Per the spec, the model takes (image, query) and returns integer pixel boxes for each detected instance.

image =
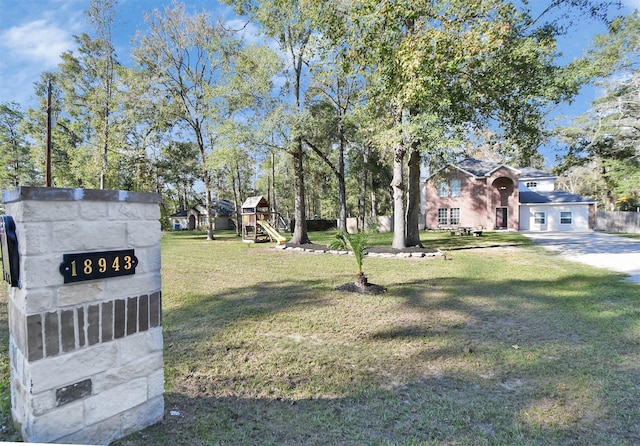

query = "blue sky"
[0,0,638,164]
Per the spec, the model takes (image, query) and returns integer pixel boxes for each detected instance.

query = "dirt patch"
[335,282,387,295]
[367,245,438,255]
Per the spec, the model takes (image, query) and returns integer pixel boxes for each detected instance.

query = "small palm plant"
[330,230,370,287]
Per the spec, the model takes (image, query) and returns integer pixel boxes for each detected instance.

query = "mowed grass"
[1,230,639,444]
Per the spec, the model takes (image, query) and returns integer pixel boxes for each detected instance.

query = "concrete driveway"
[522,231,640,283]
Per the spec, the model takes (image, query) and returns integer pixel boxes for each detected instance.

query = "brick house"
[425,158,596,232]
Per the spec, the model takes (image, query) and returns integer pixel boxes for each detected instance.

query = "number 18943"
[60,250,137,283]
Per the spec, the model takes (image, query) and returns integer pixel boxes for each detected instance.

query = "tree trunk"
[100,111,109,190]
[197,129,214,241]
[290,137,310,244]
[370,147,378,219]
[338,173,347,232]
[232,162,241,237]
[271,151,277,220]
[405,147,423,247]
[599,160,616,211]
[391,145,407,249]
[355,272,368,287]
[371,189,378,219]
[235,158,244,201]
[289,31,310,245]
[205,187,214,240]
[337,121,347,232]
[358,149,367,233]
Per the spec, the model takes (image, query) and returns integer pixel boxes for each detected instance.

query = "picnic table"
[457,227,472,236]
[437,226,482,236]
[438,226,472,236]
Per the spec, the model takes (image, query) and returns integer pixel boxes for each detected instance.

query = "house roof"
[430,157,557,182]
[204,201,235,217]
[517,166,556,180]
[455,158,515,178]
[520,191,596,205]
[242,195,268,208]
[169,210,188,218]
[173,200,236,218]
[217,200,236,214]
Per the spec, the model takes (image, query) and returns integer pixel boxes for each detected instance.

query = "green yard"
[1,230,639,444]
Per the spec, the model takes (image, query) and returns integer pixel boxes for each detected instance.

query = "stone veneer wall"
[3,187,164,444]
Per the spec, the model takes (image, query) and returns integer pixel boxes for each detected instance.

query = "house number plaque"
[60,249,138,283]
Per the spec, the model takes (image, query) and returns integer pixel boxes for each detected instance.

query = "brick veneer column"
[3,187,164,444]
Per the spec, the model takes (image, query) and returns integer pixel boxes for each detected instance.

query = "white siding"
[518,178,555,192]
[519,204,591,231]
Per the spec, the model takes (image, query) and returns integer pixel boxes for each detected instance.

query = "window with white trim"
[438,208,448,225]
[560,211,572,224]
[450,208,460,225]
[534,211,546,225]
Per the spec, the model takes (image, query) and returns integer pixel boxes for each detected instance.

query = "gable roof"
[241,195,268,209]
[455,158,517,178]
[520,190,596,205]
[174,200,236,218]
[429,157,558,182]
[169,210,188,218]
[517,166,556,180]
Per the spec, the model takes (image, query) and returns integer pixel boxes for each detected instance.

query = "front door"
[496,207,508,229]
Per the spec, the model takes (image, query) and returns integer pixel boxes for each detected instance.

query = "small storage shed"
[241,196,270,243]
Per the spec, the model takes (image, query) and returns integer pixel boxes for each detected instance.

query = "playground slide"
[257,220,287,244]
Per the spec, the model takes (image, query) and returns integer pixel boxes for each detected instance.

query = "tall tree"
[223,0,316,244]
[133,2,279,239]
[24,72,99,188]
[57,0,122,189]
[348,99,394,231]
[557,72,640,209]
[157,141,202,210]
[0,102,37,189]
[118,66,174,194]
[303,46,364,232]
[134,3,222,239]
[556,12,640,210]
[211,42,284,232]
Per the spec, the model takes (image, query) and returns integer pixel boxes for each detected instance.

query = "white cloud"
[223,18,265,46]
[1,19,75,67]
[622,0,640,10]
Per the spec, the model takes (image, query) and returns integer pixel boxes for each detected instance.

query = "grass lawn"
[618,233,640,241]
[1,230,639,444]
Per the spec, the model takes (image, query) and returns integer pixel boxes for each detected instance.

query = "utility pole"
[45,79,52,187]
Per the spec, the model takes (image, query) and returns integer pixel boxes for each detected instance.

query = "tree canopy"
[1,0,636,236]
[303,0,619,246]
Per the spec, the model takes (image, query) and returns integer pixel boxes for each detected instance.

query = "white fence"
[346,216,393,233]
[595,211,640,234]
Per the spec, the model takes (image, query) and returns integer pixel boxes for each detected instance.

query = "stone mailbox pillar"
[2,187,164,444]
